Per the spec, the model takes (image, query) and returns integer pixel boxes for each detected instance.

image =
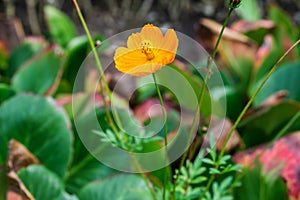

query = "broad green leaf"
[7,37,47,77]
[211,86,244,120]
[269,5,300,57]
[65,122,116,194]
[64,36,89,87]
[12,49,63,95]
[65,107,116,194]
[239,101,300,147]
[78,174,153,200]
[156,64,212,117]
[0,84,15,104]
[234,166,287,200]
[44,5,77,48]
[236,0,262,21]
[63,35,106,87]
[252,62,300,106]
[18,165,78,200]
[0,94,72,176]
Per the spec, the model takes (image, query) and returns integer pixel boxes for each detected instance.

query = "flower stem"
[152,73,168,200]
[72,0,122,140]
[72,1,155,196]
[199,38,300,200]
[172,7,234,200]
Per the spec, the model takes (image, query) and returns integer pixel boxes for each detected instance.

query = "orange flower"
[114,24,178,76]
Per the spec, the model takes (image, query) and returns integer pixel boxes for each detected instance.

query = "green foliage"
[78,174,153,200]
[65,120,117,194]
[252,62,300,106]
[18,165,79,200]
[44,5,78,48]
[234,166,288,200]
[173,139,242,200]
[0,83,15,104]
[6,38,47,77]
[239,101,300,147]
[0,2,299,199]
[12,49,63,95]
[0,94,72,176]
[236,0,261,21]
[156,64,213,117]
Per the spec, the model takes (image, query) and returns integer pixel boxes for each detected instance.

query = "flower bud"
[228,0,241,8]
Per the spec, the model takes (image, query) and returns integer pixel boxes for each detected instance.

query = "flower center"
[141,40,155,60]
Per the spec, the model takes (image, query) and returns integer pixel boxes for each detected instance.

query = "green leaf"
[191,176,207,184]
[252,62,300,106]
[63,36,89,87]
[209,168,221,175]
[269,5,300,56]
[78,174,153,200]
[202,158,214,165]
[211,85,244,120]
[12,49,63,95]
[63,35,106,87]
[144,110,180,139]
[0,94,72,176]
[7,38,47,77]
[65,122,116,194]
[236,0,262,21]
[239,101,300,147]
[0,84,15,104]
[156,64,212,117]
[234,166,288,200]
[18,165,77,200]
[44,5,77,48]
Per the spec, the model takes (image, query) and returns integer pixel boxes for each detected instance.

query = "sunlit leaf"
[18,165,78,200]
[236,0,262,21]
[44,5,77,48]
[6,37,47,77]
[11,49,63,95]
[252,62,300,106]
[78,174,153,200]
[0,94,72,176]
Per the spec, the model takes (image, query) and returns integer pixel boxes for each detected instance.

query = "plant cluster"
[0,0,300,200]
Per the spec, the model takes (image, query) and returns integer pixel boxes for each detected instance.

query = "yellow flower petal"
[127,33,142,49]
[162,29,178,53]
[140,24,164,48]
[114,47,146,71]
[113,24,178,76]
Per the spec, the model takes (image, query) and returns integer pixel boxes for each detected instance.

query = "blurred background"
[1,0,300,48]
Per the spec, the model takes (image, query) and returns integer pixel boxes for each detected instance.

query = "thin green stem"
[72,0,123,140]
[72,2,154,197]
[199,38,300,200]
[172,8,234,200]
[152,74,168,146]
[152,73,168,200]
[218,38,300,161]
